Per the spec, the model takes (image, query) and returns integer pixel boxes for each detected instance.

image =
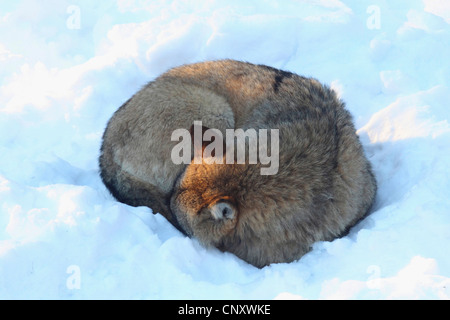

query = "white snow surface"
[1,0,449,299]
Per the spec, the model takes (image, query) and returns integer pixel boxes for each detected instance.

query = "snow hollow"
[0,0,449,299]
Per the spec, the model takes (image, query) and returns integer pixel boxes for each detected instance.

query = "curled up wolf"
[99,60,376,268]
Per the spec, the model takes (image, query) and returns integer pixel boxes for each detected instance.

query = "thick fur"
[168,60,377,267]
[99,60,377,267]
[100,60,307,222]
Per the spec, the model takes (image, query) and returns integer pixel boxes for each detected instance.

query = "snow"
[0,0,449,299]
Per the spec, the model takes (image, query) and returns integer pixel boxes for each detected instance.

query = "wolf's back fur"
[100,60,306,222]
[99,60,376,266]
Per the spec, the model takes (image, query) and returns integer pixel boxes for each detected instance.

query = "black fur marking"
[273,69,293,93]
[273,74,284,93]
[272,70,293,93]
[258,64,294,93]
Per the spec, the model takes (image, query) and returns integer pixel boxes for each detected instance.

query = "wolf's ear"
[189,123,210,157]
[189,123,226,161]
[189,123,209,147]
